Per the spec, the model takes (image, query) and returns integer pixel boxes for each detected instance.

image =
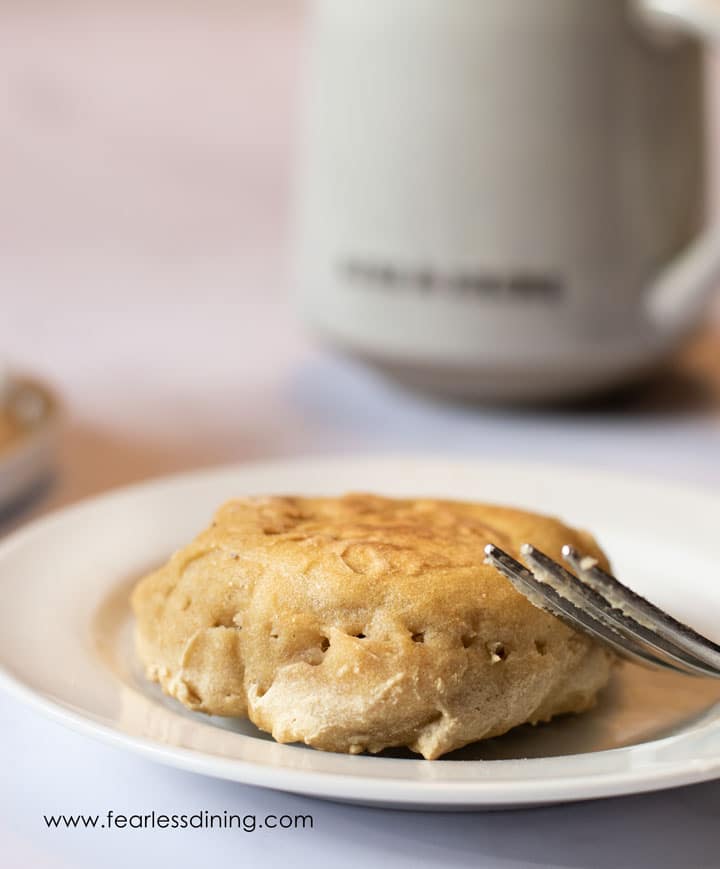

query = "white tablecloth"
[1,4,720,867]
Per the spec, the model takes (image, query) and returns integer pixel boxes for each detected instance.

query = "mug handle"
[634,0,720,336]
[636,0,720,38]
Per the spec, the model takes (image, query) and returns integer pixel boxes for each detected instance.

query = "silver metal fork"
[484,543,720,679]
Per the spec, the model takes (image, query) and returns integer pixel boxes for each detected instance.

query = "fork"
[484,543,720,679]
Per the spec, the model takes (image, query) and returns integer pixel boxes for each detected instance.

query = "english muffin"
[131,494,616,759]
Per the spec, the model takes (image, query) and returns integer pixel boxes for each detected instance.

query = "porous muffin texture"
[131,494,616,759]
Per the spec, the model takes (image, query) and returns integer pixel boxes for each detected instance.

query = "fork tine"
[483,544,681,672]
[562,545,720,673]
[522,545,720,679]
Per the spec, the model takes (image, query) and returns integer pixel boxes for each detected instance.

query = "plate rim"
[2,665,719,809]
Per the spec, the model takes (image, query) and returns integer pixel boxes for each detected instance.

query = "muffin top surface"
[144,492,608,645]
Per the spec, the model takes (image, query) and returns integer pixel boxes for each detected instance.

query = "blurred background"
[0,0,719,523]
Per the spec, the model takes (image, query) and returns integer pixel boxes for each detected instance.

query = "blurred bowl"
[0,376,60,514]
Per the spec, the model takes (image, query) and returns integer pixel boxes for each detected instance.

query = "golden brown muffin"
[131,494,616,759]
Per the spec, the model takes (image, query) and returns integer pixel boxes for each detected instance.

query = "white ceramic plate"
[1,457,719,811]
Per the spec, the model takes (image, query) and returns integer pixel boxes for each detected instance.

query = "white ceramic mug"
[296,0,720,401]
